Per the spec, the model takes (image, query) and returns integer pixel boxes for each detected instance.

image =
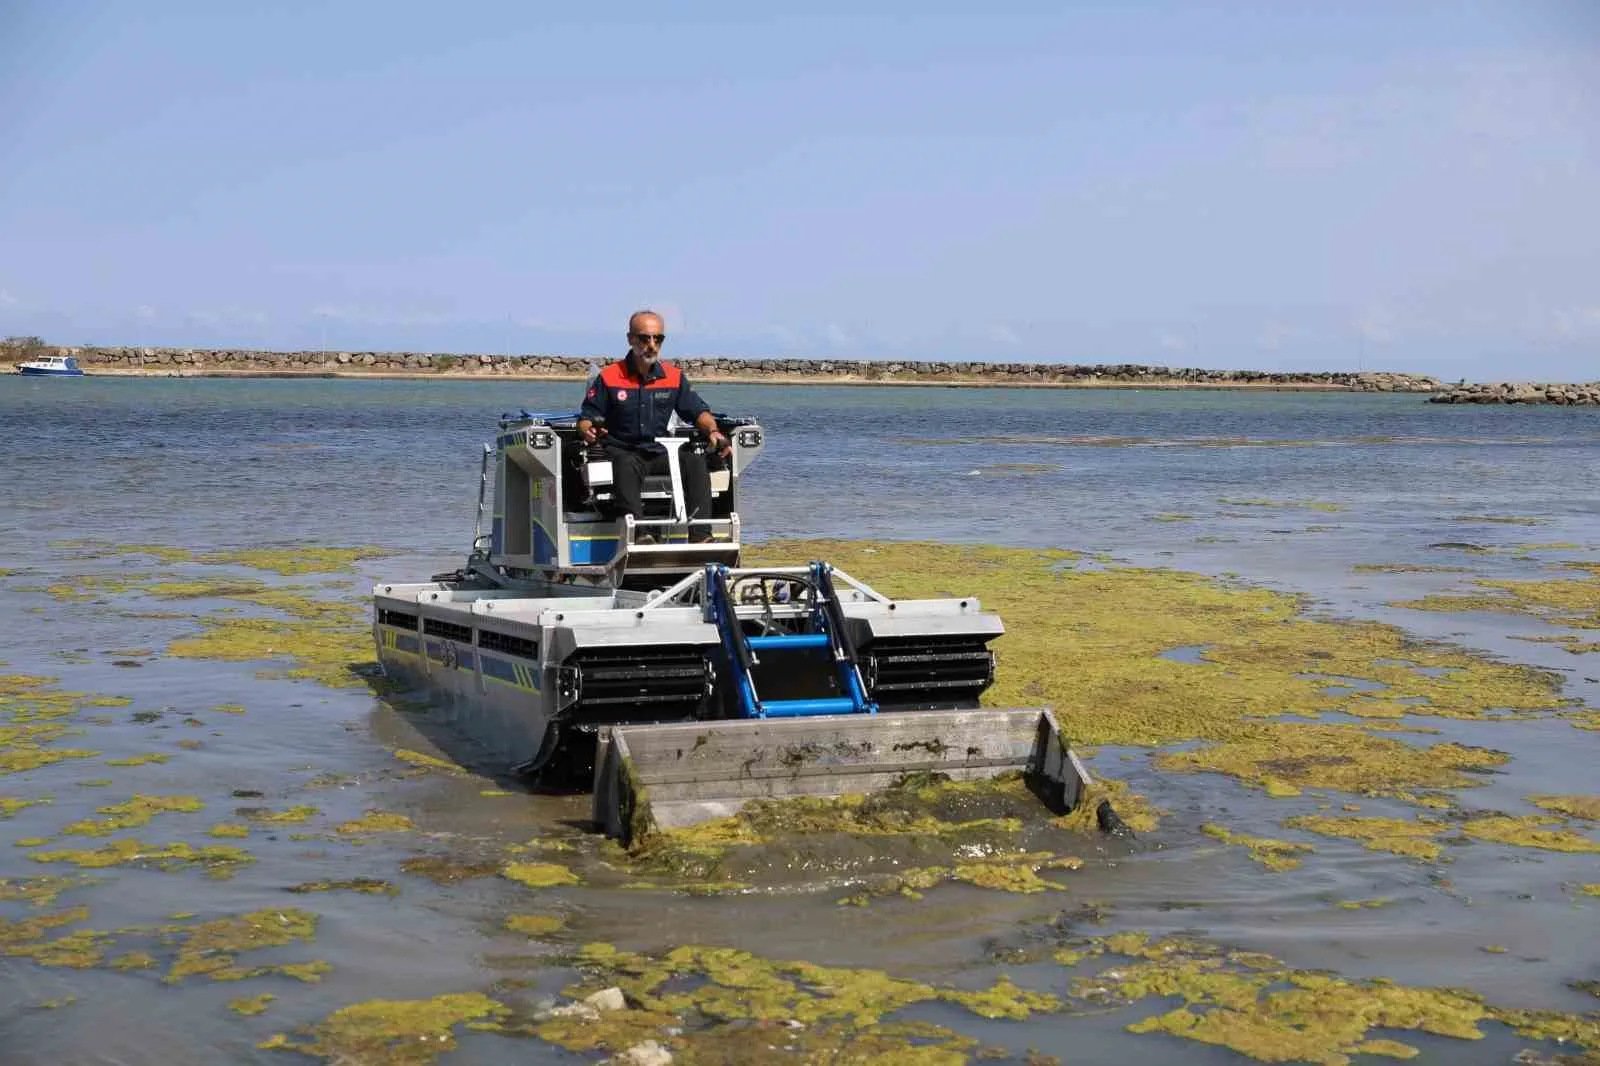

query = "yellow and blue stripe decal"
[481,654,540,690]
[568,533,618,564]
[381,630,422,656]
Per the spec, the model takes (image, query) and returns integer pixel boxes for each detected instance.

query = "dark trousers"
[604,442,715,536]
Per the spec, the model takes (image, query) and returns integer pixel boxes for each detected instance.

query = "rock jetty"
[1427,381,1600,405]
[4,344,1444,392]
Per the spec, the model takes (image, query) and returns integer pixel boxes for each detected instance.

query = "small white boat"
[15,354,85,377]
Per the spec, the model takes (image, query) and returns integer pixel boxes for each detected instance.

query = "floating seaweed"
[61,794,204,836]
[0,795,50,818]
[239,805,319,825]
[398,856,502,884]
[28,838,254,875]
[163,909,320,983]
[1528,795,1600,821]
[1457,815,1600,853]
[104,753,170,767]
[1284,815,1448,861]
[505,941,1062,1060]
[287,878,398,896]
[839,852,1083,905]
[230,993,276,1016]
[71,542,390,575]
[1156,725,1508,802]
[390,748,463,774]
[259,992,507,1063]
[1218,498,1346,512]
[502,862,580,889]
[0,673,109,774]
[1389,566,1600,632]
[614,769,1103,889]
[503,914,564,936]
[1201,824,1315,871]
[335,811,415,834]
[1057,932,1600,1065]
[748,541,1566,758]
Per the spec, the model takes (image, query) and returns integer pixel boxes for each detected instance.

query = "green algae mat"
[4,538,1600,1065]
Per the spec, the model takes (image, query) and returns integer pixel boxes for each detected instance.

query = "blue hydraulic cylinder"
[757,697,859,718]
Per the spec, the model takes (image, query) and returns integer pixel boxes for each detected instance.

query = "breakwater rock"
[1428,381,1600,406]
[5,345,1446,392]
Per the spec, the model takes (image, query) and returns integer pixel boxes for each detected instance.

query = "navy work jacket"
[580,357,710,457]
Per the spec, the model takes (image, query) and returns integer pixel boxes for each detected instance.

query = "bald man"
[577,310,732,543]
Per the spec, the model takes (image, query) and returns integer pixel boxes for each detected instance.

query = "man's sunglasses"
[630,332,666,344]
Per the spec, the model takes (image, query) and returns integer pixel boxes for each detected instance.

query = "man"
[576,310,732,543]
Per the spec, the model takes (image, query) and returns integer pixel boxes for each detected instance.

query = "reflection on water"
[2,376,1598,1064]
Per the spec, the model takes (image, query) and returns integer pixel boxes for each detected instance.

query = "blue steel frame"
[703,562,878,720]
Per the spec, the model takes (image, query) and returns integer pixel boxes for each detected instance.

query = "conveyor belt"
[557,646,713,724]
[862,636,996,710]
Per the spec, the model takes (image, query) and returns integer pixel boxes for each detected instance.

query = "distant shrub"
[1,335,48,362]
[434,355,459,371]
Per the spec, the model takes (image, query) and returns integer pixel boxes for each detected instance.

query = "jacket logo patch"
[615,389,628,401]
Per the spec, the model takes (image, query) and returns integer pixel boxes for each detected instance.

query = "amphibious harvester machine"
[371,407,1100,843]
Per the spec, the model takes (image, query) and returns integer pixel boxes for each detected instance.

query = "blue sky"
[2,2,1596,377]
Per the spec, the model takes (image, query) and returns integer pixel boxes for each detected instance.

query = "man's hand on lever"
[695,412,732,458]
[577,418,605,446]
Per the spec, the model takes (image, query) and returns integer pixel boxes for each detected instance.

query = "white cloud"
[135,304,156,320]
[1155,330,1187,353]
[0,289,18,308]
[990,323,1021,345]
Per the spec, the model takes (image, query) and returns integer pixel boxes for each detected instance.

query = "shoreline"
[3,344,1443,393]
[7,343,1594,401]
[58,365,1382,391]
